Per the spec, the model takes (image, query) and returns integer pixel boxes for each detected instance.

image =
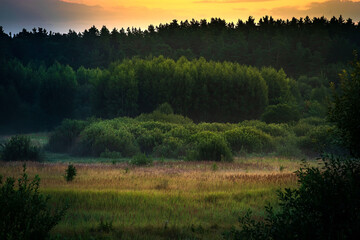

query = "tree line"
[0,56,330,133]
[0,16,359,80]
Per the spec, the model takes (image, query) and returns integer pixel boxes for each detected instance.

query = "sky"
[1,0,360,34]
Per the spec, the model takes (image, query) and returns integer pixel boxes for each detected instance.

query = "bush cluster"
[0,165,67,240]
[48,110,338,161]
[0,135,42,162]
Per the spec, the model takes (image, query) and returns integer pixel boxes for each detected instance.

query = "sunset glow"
[1,0,360,33]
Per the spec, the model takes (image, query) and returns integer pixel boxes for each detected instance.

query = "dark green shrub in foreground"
[65,164,77,182]
[329,56,360,157]
[228,155,360,240]
[0,135,42,161]
[191,131,232,162]
[261,103,300,124]
[0,165,67,240]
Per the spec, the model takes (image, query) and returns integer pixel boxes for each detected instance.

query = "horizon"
[1,15,359,36]
[1,0,360,34]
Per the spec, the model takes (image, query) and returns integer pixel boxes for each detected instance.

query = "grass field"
[0,155,320,240]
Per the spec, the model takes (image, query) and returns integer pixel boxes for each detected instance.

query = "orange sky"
[1,0,360,33]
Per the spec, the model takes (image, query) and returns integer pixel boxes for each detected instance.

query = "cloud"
[0,0,172,33]
[269,0,360,21]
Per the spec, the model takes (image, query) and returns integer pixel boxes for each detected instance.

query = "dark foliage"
[47,119,89,153]
[0,16,353,131]
[64,164,77,182]
[227,155,360,240]
[0,165,67,240]
[261,104,301,123]
[1,16,358,79]
[0,135,42,161]
[191,131,233,162]
[329,55,360,157]
[130,153,153,166]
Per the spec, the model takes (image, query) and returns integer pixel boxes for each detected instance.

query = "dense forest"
[0,16,358,132]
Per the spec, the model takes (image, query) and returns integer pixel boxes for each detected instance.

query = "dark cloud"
[270,0,360,21]
[0,0,108,32]
[0,0,172,33]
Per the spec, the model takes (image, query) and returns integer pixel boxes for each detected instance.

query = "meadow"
[0,151,313,239]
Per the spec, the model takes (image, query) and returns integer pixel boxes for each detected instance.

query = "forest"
[1,15,360,240]
[2,15,357,132]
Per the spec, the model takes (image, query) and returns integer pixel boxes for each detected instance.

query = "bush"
[77,121,139,157]
[0,165,67,240]
[130,153,153,166]
[275,134,304,159]
[100,149,122,159]
[190,131,232,162]
[136,111,193,124]
[298,125,336,155]
[240,120,290,137]
[261,104,300,123]
[0,135,42,162]
[65,164,77,182]
[328,57,360,157]
[224,127,274,153]
[228,155,360,240]
[136,128,164,154]
[48,119,89,153]
[292,121,314,137]
[153,137,188,158]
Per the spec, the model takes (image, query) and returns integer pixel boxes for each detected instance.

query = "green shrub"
[240,120,290,137]
[304,100,327,118]
[299,117,327,126]
[136,128,164,154]
[261,104,300,123]
[190,131,232,162]
[224,127,274,153]
[298,125,336,154]
[65,164,77,182]
[228,156,360,240]
[130,153,153,166]
[153,137,188,158]
[0,165,67,240]
[77,121,139,157]
[196,122,234,132]
[165,126,192,141]
[292,122,314,137]
[0,135,42,162]
[136,111,193,124]
[48,119,89,153]
[274,134,304,159]
[138,121,175,133]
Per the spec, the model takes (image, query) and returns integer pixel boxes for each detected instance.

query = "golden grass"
[0,158,312,239]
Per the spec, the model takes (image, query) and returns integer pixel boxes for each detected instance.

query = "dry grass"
[0,158,313,239]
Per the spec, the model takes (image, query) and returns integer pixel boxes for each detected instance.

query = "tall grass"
[0,158,303,239]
